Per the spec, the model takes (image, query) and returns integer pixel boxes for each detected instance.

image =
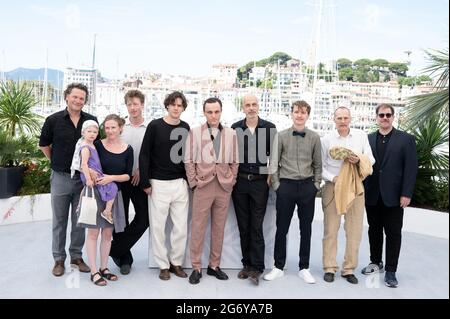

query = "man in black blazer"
[362,103,418,288]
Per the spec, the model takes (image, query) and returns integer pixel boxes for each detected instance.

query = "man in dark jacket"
[362,103,418,288]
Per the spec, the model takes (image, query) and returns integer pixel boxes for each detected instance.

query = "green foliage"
[433,177,449,211]
[404,48,449,125]
[418,75,433,83]
[18,158,51,195]
[337,58,352,68]
[354,58,372,69]
[339,67,354,81]
[412,175,449,212]
[368,70,380,82]
[0,131,40,167]
[336,58,408,83]
[407,116,449,210]
[0,81,43,137]
[257,79,273,89]
[372,59,389,69]
[237,52,292,81]
[0,129,51,195]
[355,69,369,82]
[413,115,448,175]
[397,75,432,87]
[388,62,408,77]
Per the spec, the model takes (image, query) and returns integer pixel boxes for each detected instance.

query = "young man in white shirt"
[110,90,149,275]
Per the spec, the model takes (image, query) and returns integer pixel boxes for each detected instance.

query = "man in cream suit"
[184,97,239,285]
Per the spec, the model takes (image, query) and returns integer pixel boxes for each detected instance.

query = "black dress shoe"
[323,272,335,282]
[120,264,131,275]
[341,274,359,284]
[189,269,202,284]
[207,266,229,280]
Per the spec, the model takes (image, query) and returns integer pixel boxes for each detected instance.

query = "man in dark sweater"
[362,103,418,288]
[139,91,190,280]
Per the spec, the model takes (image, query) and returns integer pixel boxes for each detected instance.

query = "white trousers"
[148,178,189,269]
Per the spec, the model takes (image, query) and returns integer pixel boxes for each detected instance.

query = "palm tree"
[404,48,449,126]
[0,81,43,137]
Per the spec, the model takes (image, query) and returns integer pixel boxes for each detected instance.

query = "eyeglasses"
[378,113,393,118]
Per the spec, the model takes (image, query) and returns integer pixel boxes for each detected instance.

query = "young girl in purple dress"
[78,120,117,224]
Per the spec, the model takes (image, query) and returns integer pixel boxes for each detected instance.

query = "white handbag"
[77,186,98,225]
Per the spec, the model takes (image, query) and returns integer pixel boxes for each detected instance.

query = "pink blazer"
[184,123,239,193]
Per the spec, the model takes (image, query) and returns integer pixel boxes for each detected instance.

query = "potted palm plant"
[0,81,43,198]
[0,132,40,198]
[404,48,449,211]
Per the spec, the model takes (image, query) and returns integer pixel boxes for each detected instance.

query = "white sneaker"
[263,268,284,281]
[298,269,316,284]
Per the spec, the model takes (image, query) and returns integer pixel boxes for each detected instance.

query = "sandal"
[101,211,114,224]
[100,268,118,281]
[91,272,107,286]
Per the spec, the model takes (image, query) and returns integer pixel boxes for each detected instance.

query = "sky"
[0,0,448,79]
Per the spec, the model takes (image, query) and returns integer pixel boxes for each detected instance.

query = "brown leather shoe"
[238,266,250,279]
[52,261,65,277]
[70,258,90,273]
[169,264,188,278]
[159,269,170,280]
[248,271,262,285]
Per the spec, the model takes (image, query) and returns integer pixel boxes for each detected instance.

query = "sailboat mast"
[310,0,324,121]
[42,49,48,114]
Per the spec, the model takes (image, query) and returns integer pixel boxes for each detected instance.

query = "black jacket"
[364,128,418,207]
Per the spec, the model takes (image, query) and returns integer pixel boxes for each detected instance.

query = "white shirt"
[121,119,148,173]
[321,128,375,182]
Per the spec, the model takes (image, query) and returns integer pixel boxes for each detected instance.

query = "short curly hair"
[164,91,187,110]
[64,83,89,103]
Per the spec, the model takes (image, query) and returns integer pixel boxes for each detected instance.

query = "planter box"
[0,166,26,199]
[0,193,52,225]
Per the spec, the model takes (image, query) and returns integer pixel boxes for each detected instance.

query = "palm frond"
[404,89,449,123]
[404,48,449,126]
[410,115,449,175]
[422,48,449,90]
[0,81,43,137]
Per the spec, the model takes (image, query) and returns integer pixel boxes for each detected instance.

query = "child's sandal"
[101,211,114,224]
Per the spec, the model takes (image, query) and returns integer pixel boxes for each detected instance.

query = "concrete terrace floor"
[0,213,448,299]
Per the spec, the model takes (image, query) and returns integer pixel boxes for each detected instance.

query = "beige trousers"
[322,182,365,275]
[148,178,189,269]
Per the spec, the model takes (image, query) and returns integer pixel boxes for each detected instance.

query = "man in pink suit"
[184,97,239,284]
